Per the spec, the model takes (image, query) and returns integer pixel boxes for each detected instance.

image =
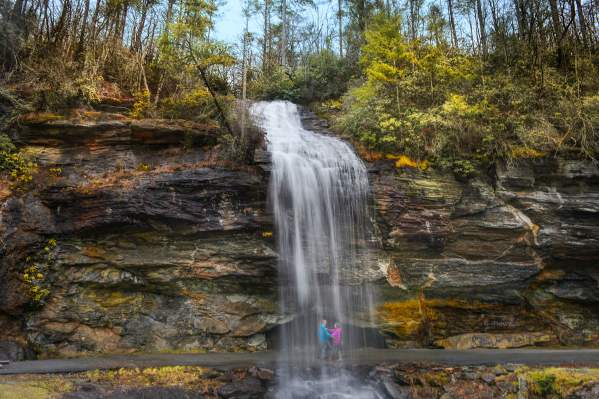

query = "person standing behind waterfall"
[328,323,342,361]
[318,319,332,359]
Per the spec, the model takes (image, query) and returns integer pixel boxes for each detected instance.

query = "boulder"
[435,332,555,349]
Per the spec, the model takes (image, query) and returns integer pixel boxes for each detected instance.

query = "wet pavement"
[2,348,599,375]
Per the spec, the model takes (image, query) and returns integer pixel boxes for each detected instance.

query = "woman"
[327,323,342,361]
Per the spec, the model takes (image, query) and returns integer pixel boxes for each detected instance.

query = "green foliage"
[249,51,354,104]
[22,239,58,305]
[335,13,599,166]
[520,367,599,398]
[249,66,299,101]
[293,50,354,103]
[0,133,16,153]
[451,160,477,180]
[535,374,557,396]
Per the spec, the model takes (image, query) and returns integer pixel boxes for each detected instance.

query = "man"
[318,319,332,359]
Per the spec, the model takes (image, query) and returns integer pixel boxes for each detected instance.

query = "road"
[2,348,599,375]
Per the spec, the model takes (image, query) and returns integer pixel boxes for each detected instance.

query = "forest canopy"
[0,0,598,166]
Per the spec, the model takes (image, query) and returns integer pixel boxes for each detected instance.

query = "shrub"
[0,134,38,189]
[159,87,216,121]
[248,66,299,102]
[130,90,151,119]
[22,239,58,305]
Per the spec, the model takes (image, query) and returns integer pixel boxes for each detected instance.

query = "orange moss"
[353,142,384,161]
[19,112,65,124]
[181,289,207,304]
[378,299,423,336]
[378,298,495,337]
[82,246,106,259]
[510,146,545,159]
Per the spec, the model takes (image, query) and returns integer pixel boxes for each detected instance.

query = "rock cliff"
[372,156,599,348]
[1,113,281,359]
[1,110,598,359]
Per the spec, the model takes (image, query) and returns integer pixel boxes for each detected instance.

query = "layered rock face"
[372,158,599,348]
[1,110,598,359]
[1,114,281,358]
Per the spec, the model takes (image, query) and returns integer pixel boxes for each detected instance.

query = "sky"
[213,0,335,45]
[213,0,248,44]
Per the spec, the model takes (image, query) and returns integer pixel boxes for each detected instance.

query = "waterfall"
[251,101,381,398]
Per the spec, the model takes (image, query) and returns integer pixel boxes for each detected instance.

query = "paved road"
[2,349,599,375]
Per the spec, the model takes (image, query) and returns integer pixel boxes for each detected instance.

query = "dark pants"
[330,345,341,360]
[319,341,330,359]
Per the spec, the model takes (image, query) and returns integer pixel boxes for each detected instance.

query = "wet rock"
[3,111,599,355]
[382,378,411,399]
[481,373,496,384]
[374,156,599,347]
[252,367,275,381]
[0,116,282,356]
[217,377,265,398]
[567,381,599,399]
[0,340,34,361]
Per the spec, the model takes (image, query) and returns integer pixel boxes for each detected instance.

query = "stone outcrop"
[1,109,599,359]
[371,158,599,348]
[434,332,554,349]
[0,113,281,358]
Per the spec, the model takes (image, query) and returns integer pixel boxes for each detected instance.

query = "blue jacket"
[318,323,332,343]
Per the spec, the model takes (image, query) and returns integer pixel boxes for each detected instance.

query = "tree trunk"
[447,0,458,47]
[548,0,565,66]
[262,0,269,72]
[338,0,343,56]
[574,0,589,48]
[409,0,417,40]
[281,0,287,66]
[198,67,234,137]
[475,0,488,56]
[75,0,91,59]
[513,0,526,37]
[133,0,149,51]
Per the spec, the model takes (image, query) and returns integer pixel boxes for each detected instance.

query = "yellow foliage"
[510,146,545,159]
[159,87,213,120]
[379,117,402,131]
[136,163,151,172]
[261,231,273,238]
[48,167,63,177]
[321,99,343,111]
[130,90,150,119]
[442,94,469,114]
[1,151,38,189]
[21,239,57,304]
[394,155,429,170]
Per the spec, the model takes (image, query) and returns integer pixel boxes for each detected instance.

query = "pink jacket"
[328,327,342,346]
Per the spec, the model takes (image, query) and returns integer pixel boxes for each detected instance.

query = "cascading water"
[251,101,382,398]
